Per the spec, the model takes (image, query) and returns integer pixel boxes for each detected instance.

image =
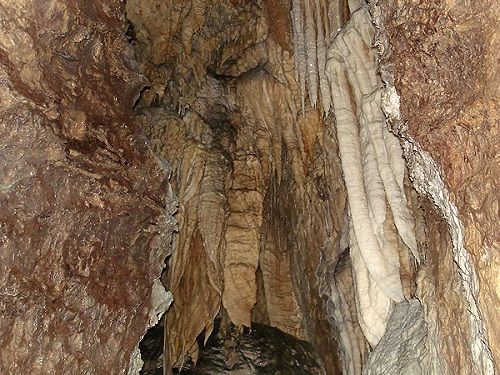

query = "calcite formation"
[1,0,498,374]
[363,299,436,375]
[325,6,419,347]
[128,0,346,372]
[378,0,499,372]
[127,0,499,373]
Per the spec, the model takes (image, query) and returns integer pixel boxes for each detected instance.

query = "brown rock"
[0,1,175,374]
[3,0,497,373]
[381,0,499,369]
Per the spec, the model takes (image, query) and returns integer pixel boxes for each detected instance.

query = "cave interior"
[0,0,498,374]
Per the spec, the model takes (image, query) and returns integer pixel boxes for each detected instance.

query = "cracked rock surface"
[380,0,499,371]
[1,0,498,374]
[0,1,175,374]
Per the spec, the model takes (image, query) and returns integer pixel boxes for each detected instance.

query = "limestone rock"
[0,1,176,374]
[2,0,498,374]
[379,0,499,371]
[363,299,439,375]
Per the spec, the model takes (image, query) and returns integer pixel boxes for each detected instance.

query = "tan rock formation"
[1,0,497,374]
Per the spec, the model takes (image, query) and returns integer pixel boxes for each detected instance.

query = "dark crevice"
[139,320,326,375]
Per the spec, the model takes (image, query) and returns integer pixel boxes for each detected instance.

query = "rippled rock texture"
[0,1,175,374]
[1,0,498,374]
[127,1,347,372]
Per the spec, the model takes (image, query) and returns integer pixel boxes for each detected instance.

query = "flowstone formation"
[325,6,419,347]
[128,0,497,374]
[1,0,497,374]
[127,0,347,372]
[379,0,499,371]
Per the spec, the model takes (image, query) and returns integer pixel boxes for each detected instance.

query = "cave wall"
[0,1,175,374]
[127,0,350,372]
[0,0,498,374]
[379,0,499,371]
[130,0,498,372]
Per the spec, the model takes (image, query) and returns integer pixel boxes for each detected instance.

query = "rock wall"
[0,1,175,374]
[1,0,497,374]
[378,0,499,372]
[127,0,348,372]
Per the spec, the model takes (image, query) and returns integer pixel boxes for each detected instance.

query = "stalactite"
[304,0,319,108]
[326,0,343,38]
[315,0,332,114]
[291,0,341,114]
[222,151,264,327]
[259,211,307,340]
[197,150,230,293]
[140,110,228,367]
[348,0,365,13]
[330,253,369,375]
[292,0,307,112]
[288,0,418,356]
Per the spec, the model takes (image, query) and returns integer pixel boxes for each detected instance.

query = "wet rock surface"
[1,0,498,374]
[140,321,326,375]
[380,0,499,370]
[0,1,175,374]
